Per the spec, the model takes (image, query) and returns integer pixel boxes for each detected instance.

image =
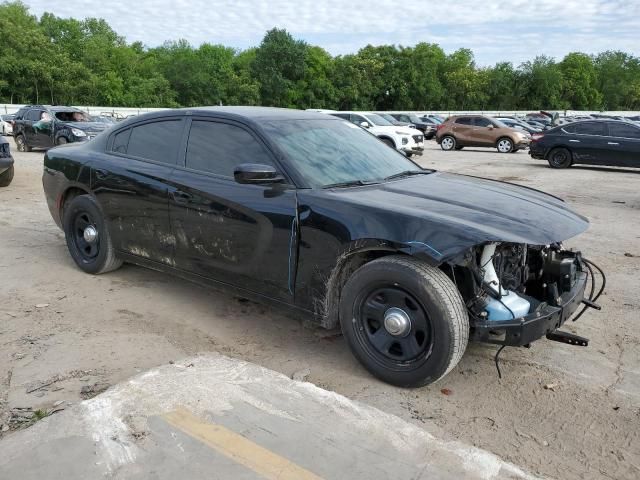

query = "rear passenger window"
[111,129,131,154]
[574,122,606,136]
[127,120,181,164]
[455,117,473,125]
[609,123,640,139]
[185,121,274,177]
[26,110,44,121]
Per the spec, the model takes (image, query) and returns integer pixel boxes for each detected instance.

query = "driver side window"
[185,120,275,178]
[474,117,493,127]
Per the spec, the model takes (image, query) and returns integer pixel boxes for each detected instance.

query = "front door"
[92,118,185,265]
[168,118,297,302]
[607,122,640,167]
[471,117,497,146]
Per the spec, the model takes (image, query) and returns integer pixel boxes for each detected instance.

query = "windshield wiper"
[383,169,434,181]
[322,179,380,189]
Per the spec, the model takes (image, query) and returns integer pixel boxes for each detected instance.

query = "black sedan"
[43,107,603,387]
[0,136,14,186]
[530,120,640,168]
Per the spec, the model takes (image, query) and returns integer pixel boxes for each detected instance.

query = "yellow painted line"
[162,408,324,480]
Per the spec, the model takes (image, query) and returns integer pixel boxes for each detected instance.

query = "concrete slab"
[0,354,538,480]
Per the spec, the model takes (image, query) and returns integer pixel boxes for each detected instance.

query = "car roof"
[180,106,337,121]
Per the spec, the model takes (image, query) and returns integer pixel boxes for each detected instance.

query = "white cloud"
[23,0,640,65]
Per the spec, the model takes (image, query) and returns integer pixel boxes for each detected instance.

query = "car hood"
[318,172,589,260]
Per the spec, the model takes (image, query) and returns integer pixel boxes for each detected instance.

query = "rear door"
[94,117,185,265]
[168,118,297,302]
[451,117,474,144]
[24,109,44,147]
[564,122,609,164]
[606,122,640,167]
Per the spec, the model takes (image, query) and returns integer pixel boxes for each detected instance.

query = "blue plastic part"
[485,291,531,321]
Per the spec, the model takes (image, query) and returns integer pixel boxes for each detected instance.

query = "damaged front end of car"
[448,242,605,349]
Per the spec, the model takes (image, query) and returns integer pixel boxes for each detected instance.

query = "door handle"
[569,139,580,143]
[172,190,192,203]
[607,142,619,145]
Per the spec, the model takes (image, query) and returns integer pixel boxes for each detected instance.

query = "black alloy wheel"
[355,286,434,365]
[71,210,100,262]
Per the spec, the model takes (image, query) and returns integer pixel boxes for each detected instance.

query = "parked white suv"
[329,111,424,156]
[1,114,14,136]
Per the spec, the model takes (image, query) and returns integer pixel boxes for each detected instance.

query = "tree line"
[1,1,639,111]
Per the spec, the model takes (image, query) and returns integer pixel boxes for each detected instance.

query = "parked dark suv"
[13,105,111,152]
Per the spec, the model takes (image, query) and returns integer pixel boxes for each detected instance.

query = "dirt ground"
[1,138,638,480]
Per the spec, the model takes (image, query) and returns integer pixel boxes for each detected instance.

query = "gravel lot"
[1,138,638,479]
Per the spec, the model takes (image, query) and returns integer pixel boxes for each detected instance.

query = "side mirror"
[360,121,370,129]
[234,163,283,185]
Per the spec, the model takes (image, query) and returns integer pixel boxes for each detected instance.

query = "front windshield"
[408,115,423,124]
[364,113,394,126]
[262,119,421,188]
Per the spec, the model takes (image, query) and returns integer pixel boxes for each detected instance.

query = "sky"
[23,0,640,66]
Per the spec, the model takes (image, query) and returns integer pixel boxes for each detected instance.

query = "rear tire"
[63,194,122,274]
[339,255,469,387]
[547,147,573,168]
[440,136,456,151]
[15,134,31,152]
[0,165,14,187]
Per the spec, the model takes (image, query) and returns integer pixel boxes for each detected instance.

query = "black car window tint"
[112,129,131,154]
[185,121,274,177]
[474,117,492,127]
[609,123,640,139]
[575,122,606,136]
[455,117,472,125]
[562,124,577,134]
[127,120,181,165]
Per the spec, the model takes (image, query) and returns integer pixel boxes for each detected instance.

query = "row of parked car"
[432,112,640,168]
[0,106,133,152]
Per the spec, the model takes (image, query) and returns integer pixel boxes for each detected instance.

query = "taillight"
[436,123,445,130]
[531,133,544,142]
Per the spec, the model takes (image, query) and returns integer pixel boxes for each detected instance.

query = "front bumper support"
[471,271,587,347]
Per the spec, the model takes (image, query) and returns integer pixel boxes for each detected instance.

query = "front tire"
[440,136,456,151]
[496,137,514,153]
[547,147,573,168]
[63,194,122,274]
[56,137,68,145]
[339,256,469,388]
[0,165,14,187]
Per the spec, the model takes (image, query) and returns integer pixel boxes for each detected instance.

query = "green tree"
[251,28,307,107]
[559,53,602,109]
[519,55,566,109]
